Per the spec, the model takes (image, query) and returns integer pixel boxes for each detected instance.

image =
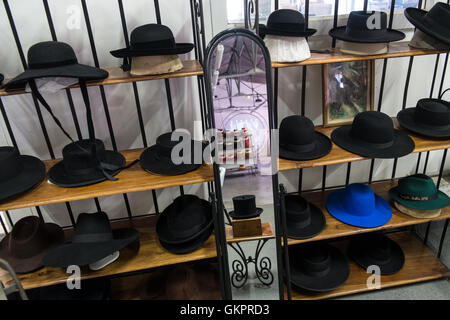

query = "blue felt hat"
[326,183,392,228]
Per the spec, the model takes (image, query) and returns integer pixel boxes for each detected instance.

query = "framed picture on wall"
[322,60,374,127]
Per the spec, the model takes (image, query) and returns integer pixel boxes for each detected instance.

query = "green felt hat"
[389,174,450,210]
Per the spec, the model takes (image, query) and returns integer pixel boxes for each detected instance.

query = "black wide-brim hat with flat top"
[43,212,139,268]
[405,2,450,46]
[48,139,126,188]
[289,243,350,292]
[259,9,316,38]
[279,115,332,161]
[329,11,405,43]
[0,146,45,202]
[229,195,263,219]
[397,98,450,138]
[332,111,415,159]
[110,24,194,58]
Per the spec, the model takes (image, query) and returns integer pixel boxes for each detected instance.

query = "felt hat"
[43,212,139,268]
[140,132,205,176]
[329,11,405,43]
[327,183,392,228]
[349,234,405,275]
[397,98,450,138]
[405,2,450,46]
[331,111,415,159]
[289,243,350,292]
[0,146,46,202]
[0,216,64,274]
[48,139,126,187]
[259,9,316,38]
[284,195,326,240]
[229,195,263,219]
[279,115,332,161]
[389,174,450,211]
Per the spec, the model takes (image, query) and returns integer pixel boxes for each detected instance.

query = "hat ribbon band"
[281,141,315,153]
[345,27,387,37]
[67,159,138,181]
[73,232,113,243]
[350,132,394,149]
[399,192,438,201]
[28,58,78,70]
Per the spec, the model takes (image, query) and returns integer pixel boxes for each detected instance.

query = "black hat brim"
[110,43,195,58]
[349,236,405,275]
[4,63,108,90]
[289,244,350,292]
[331,125,415,159]
[0,155,46,203]
[405,8,450,46]
[229,207,263,220]
[0,223,64,274]
[329,27,405,43]
[397,108,450,138]
[258,24,316,38]
[159,225,213,255]
[286,203,326,240]
[140,142,202,176]
[43,228,139,268]
[280,132,332,161]
[48,150,125,188]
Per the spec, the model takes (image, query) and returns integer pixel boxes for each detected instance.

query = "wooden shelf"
[286,180,450,246]
[226,222,275,243]
[0,215,218,290]
[279,118,450,172]
[0,148,213,212]
[0,60,203,97]
[287,231,450,300]
[272,42,449,68]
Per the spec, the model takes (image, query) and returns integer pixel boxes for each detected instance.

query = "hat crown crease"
[9,216,48,258]
[72,212,114,243]
[350,111,394,146]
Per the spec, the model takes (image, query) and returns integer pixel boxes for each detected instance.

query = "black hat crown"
[423,2,450,31]
[232,195,258,217]
[297,245,331,276]
[62,139,109,176]
[350,111,394,147]
[166,195,208,238]
[130,24,176,51]
[280,116,316,152]
[361,235,392,264]
[285,196,312,228]
[155,132,183,158]
[0,147,24,182]
[8,216,50,259]
[267,9,308,31]
[27,41,78,70]
[414,98,450,127]
[346,11,388,36]
[72,212,114,244]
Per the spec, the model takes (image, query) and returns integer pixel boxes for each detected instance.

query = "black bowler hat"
[405,2,450,46]
[349,234,405,275]
[0,216,64,274]
[157,195,213,254]
[284,195,325,240]
[48,139,126,188]
[111,24,194,58]
[229,195,263,219]
[331,111,415,158]
[397,98,450,138]
[329,11,405,43]
[43,212,139,268]
[289,243,350,292]
[0,146,45,202]
[279,115,332,161]
[140,132,204,176]
[259,9,316,38]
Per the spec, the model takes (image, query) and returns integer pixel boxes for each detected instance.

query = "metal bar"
[65,203,76,226]
[423,151,430,174]
[0,215,7,234]
[438,54,449,97]
[322,166,327,191]
[430,55,440,98]
[5,211,13,227]
[0,98,18,149]
[332,0,339,48]
[345,162,352,185]
[368,159,375,184]
[424,221,431,244]
[94,198,102,212]
[274,69,278,127]
[415,152,422,174]
[35,206,44,220]
[363,0,368,11]
[298,168,303,193]
[437,149,447,189]
[437,219,449,258]
[300,67,307,117]
[279,185,291,300]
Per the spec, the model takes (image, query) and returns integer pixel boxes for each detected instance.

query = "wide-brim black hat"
[48,150,125,188]
[280,131,332,161]
[331,125,414,158]
[111,44,194,58]
[405,7,450,46]
[258,24,316,38]
[329,27,405,43]
[43,228,139,268]
[349,235,405,275]
[0,155,45,202]
[397,108,450,138]
[159,225,213,255]
[285,197,326,240]
[289,244,350,292]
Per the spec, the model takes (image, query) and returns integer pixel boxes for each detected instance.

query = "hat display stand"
[130,55,183,76]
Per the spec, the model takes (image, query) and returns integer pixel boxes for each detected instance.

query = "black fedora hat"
[0,216,64,274]
[289,243,350,292]
[159,224,213,255]
[397,98,450,138]
[284,195,326,240]
[349,234,405,275]
[259,9,316,38]
[405,2,450,46]
[332,111,415,158]
[48,139,127,187]
[140,132,204,176]
[279,115,332,161]
[111,24,194,58]
[0,146,45,202]
[329,11,405,43]
[43,212,139,268]
[229,195,263,219]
